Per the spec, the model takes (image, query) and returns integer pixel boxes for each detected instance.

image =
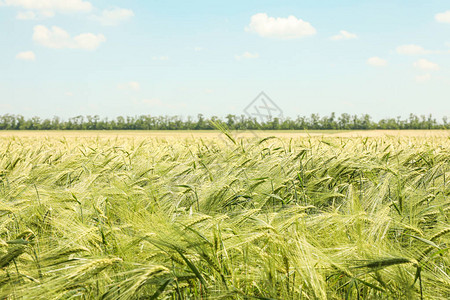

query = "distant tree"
[0,113,447,130]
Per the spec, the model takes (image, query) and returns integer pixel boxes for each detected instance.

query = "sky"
[0,0,450,120]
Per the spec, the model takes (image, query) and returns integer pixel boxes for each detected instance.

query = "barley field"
[0,132,449,299]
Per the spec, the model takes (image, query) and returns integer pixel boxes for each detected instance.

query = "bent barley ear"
[15,230,35,241]
[353,258,412,270]
[0,246,26,268]
[430,228,450,242]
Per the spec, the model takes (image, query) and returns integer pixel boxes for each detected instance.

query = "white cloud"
[91,7,134,26]
[435,10,450,23]
[15,50,36,61]
[415,73,431,83]
[33,25,106,50]
[152,56,169,61]
[330,30,357,41]
[1,0,92,18]
[194,47,203,52]
[65,92,74,97]
[396,44,450,55]
[118,82,140,91]
[73,33,106,50]
[235,51,259,60]
[367,57,387,67]
[413,59,439,70]
[245,13,316,39]
[16,11,36,20]
[396,44,430,55]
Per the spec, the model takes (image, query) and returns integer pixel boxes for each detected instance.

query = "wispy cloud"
[415,73,431,83]
[396,44,431,55]
[2,0,92,18]
[367,56,387,67]
[16,11,37,20]
[118,82,140,91]
[91,7,134,26]
[413,59,439,70]
[15,51,36,61]
[396,44,450,55]
[330,30,357,41]
[152,56,169,61]
[235,52,259,60]
[33,25,106,50]
[435,10,450,23]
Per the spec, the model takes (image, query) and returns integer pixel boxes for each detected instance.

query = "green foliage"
[0,135,449,299]
[0,113,448,130]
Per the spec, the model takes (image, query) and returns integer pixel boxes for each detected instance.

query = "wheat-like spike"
[69,257,122,281]
[430,228,450,241]
[0,246,26,268]
[183,215,212,228]
[115,265,170,299]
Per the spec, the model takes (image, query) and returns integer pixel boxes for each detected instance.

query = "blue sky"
[1,0,449,120]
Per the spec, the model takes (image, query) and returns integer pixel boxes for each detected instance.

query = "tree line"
[0,113,447,130]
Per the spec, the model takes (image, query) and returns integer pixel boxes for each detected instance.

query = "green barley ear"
[15,229,35,241]
[430,228,450,241]
[353,257,413,270]
[210,120,236,145]
[68,257,123,282]
[0,246,26,268]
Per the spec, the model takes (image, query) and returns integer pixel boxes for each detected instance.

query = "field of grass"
[0,132,449,299]
[0,129,449,138]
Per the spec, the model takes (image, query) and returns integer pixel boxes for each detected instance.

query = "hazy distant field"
[0,133,448,299]
[0,129,449,138]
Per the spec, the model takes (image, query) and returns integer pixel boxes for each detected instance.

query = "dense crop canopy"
[0,134,449,299]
